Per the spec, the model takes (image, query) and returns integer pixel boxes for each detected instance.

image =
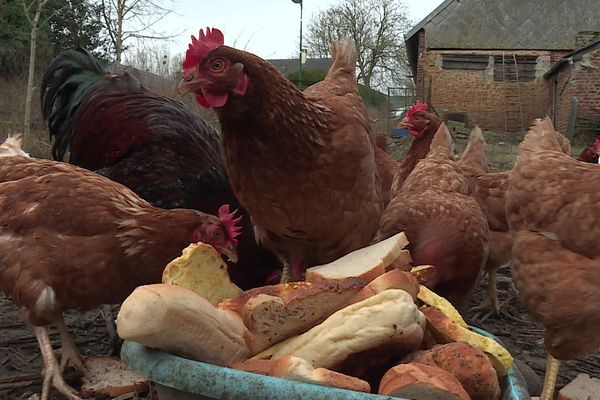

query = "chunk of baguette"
[401,342,500,400]
[379,363,470,400]
[116,284,250,366]
[306,232,409,283]
[422,306,513,376]
[232,356,371,393]
[162,242,242,305]
[271,289,425,369]
[219,279,366,354]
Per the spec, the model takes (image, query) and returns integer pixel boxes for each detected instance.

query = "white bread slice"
[80,356,148,398]
[232,356,371,393]
[379,363,470,400]
[162,242,242,305]
[558,373,600,400]
[116,284,251,366]
[305,232,409,283]
[271,289,425,369]
[219,279,366,354]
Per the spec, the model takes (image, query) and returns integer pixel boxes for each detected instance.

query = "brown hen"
[0,152,239,400]
[506,117,600,400]
[376,123,489,310]
[390,102,443,197]
[178,28,383,280]
[458,127,512,312]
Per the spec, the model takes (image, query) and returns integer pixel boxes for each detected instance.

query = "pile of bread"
[116,233,513,400]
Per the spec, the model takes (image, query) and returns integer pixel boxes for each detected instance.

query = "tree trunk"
[22,0,47,151]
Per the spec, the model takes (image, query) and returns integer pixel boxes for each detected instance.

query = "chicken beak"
[223,245,238,263]
[397,118,412,129]
[177,78,202,96]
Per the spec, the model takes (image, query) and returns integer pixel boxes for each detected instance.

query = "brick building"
[404,0,600,134]
[545,39,600,141]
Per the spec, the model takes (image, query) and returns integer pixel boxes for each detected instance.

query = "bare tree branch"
[98,0,176,66]
[305,0,411,90]
[19,0,50,150]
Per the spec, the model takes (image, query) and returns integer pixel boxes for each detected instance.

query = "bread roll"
[401,342,500,400]
[379,363,470,400]
[116,284,251,366]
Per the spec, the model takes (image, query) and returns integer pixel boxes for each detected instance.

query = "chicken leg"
[34,326,82,400]
[471,270,500,313]
[55,318,85,373]
[540,354,560,400]
[280,257,304,283]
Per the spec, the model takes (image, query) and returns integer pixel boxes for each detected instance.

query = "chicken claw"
[34,326,83,400]
[55,319,85,373]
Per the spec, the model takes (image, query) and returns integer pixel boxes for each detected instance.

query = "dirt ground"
[0,266,598,400]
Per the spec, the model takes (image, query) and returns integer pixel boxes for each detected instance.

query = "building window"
[494,55,537,82]
[441,55,489,70]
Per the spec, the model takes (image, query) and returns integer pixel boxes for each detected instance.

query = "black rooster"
[41,49,279,290]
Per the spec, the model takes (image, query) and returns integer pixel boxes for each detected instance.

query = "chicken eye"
[210,59,225,72]
[211,229,222,238]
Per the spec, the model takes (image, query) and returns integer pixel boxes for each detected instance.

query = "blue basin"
[120,326,530,400]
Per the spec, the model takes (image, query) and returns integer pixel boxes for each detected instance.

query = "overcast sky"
[151,0,444,59]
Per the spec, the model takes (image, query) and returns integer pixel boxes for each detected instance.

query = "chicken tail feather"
[327,38,357,78]
[429,122,455,154]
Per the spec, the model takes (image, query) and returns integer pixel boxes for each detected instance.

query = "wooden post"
[566,96,579,140]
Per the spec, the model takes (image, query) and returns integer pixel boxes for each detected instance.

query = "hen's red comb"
[182,27,224,70]
[595,138,600,151]
[218,204,242,245]
[406,100,428,118]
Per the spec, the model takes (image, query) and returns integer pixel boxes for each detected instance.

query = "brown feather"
[0,157,225,325]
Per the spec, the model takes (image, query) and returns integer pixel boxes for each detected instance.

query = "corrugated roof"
[405,0,600,50]
[545,38,600,78]
[268,58,332,76]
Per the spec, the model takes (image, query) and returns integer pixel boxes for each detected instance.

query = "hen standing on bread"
[178,28,383,281]
[0,150,240,400]
[376,123,489,310]
[506,117,600,400]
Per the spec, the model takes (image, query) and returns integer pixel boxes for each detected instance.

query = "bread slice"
[80,356,148,398]
[422,306,513,376]
[162,242,242,305]
[116,284,251,366]
[271,289,425,369]
[347,269,420,305]
[401,343,500,400]
[305,232,409,283]
[219,279,367,354]
[379,363,470,399]
[232,356,371,393]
